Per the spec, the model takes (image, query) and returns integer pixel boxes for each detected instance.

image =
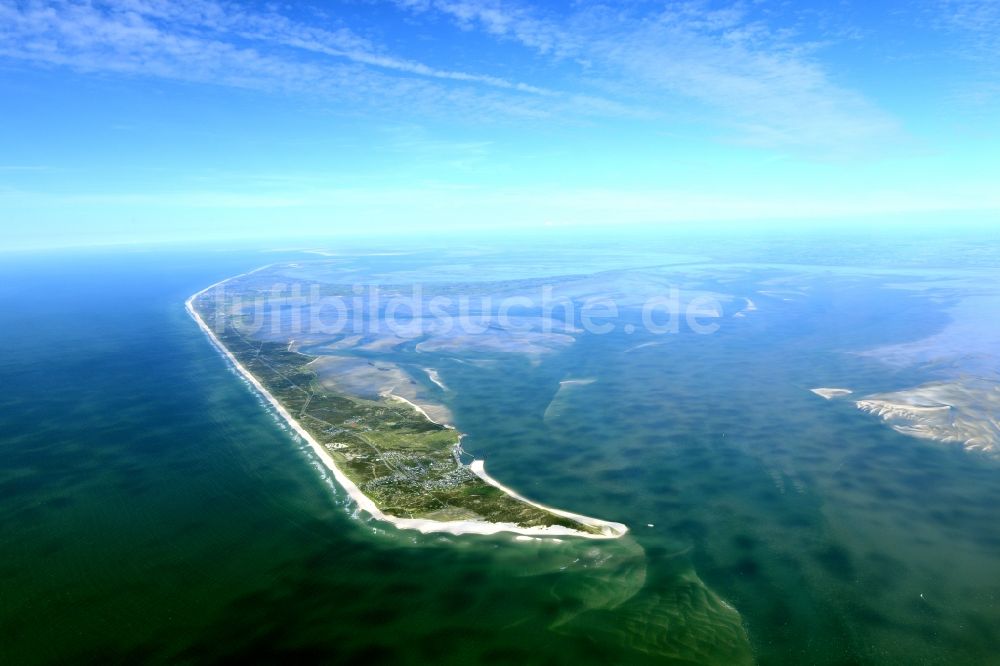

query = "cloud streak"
[931,0,1000,105]
[935,0,1000,61]
[0,0,901,154]
[395,0,901,154]
[0,0,557,93]
[0,0,570,125]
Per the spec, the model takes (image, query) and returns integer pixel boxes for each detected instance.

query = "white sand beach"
[559,378,596,386]
[187,280,627,539]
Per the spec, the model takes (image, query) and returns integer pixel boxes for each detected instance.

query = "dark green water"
[1,242,998,664]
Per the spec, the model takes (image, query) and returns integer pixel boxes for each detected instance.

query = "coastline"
[384,393,454,429]
[469,461,627,538]
[185,276,627,540]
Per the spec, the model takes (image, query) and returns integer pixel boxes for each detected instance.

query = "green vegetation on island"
[191,288,617,536]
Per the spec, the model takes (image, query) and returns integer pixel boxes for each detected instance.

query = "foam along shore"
[810,387,853,400]
[186,283,627,540]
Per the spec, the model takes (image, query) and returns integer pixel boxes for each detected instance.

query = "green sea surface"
[2,234,999,665]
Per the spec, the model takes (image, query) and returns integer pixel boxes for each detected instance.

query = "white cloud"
[931,0,1000,104]
[0,0,901,154]
[0,0,558,107]
[935,0,1000,59]
[394,0,901,155]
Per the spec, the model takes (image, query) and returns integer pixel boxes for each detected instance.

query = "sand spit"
[811,387,853,400]
[187,280,627,540]
[733,297,758,318]
[624,341,668,354]
[384,393,454,429]
[470,461,627,539]
[309,355,455,425]
[544,378,596,422]
[559,378,596,386]
[424,367,449,391]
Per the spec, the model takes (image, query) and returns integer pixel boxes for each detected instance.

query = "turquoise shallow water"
[1,238,999,665]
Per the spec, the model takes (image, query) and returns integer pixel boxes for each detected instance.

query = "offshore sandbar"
[810,387,853,400]
[855,380,1000,453]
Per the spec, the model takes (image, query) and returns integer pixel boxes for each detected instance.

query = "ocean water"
[1,234,999,665]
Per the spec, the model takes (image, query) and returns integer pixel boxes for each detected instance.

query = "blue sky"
[1,0,998,249]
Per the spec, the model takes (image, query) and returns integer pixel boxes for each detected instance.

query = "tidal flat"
[2,235,999,664]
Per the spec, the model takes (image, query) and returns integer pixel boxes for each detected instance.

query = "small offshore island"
[187,271,627,540]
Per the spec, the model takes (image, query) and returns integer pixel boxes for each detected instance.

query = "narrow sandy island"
[559,378,596,386]
[424,367,449,391]
[624,341,667,354]
[811,387,853,400]
[470,461,626,538]
[733,297,757,318]
[186,279,627,540]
